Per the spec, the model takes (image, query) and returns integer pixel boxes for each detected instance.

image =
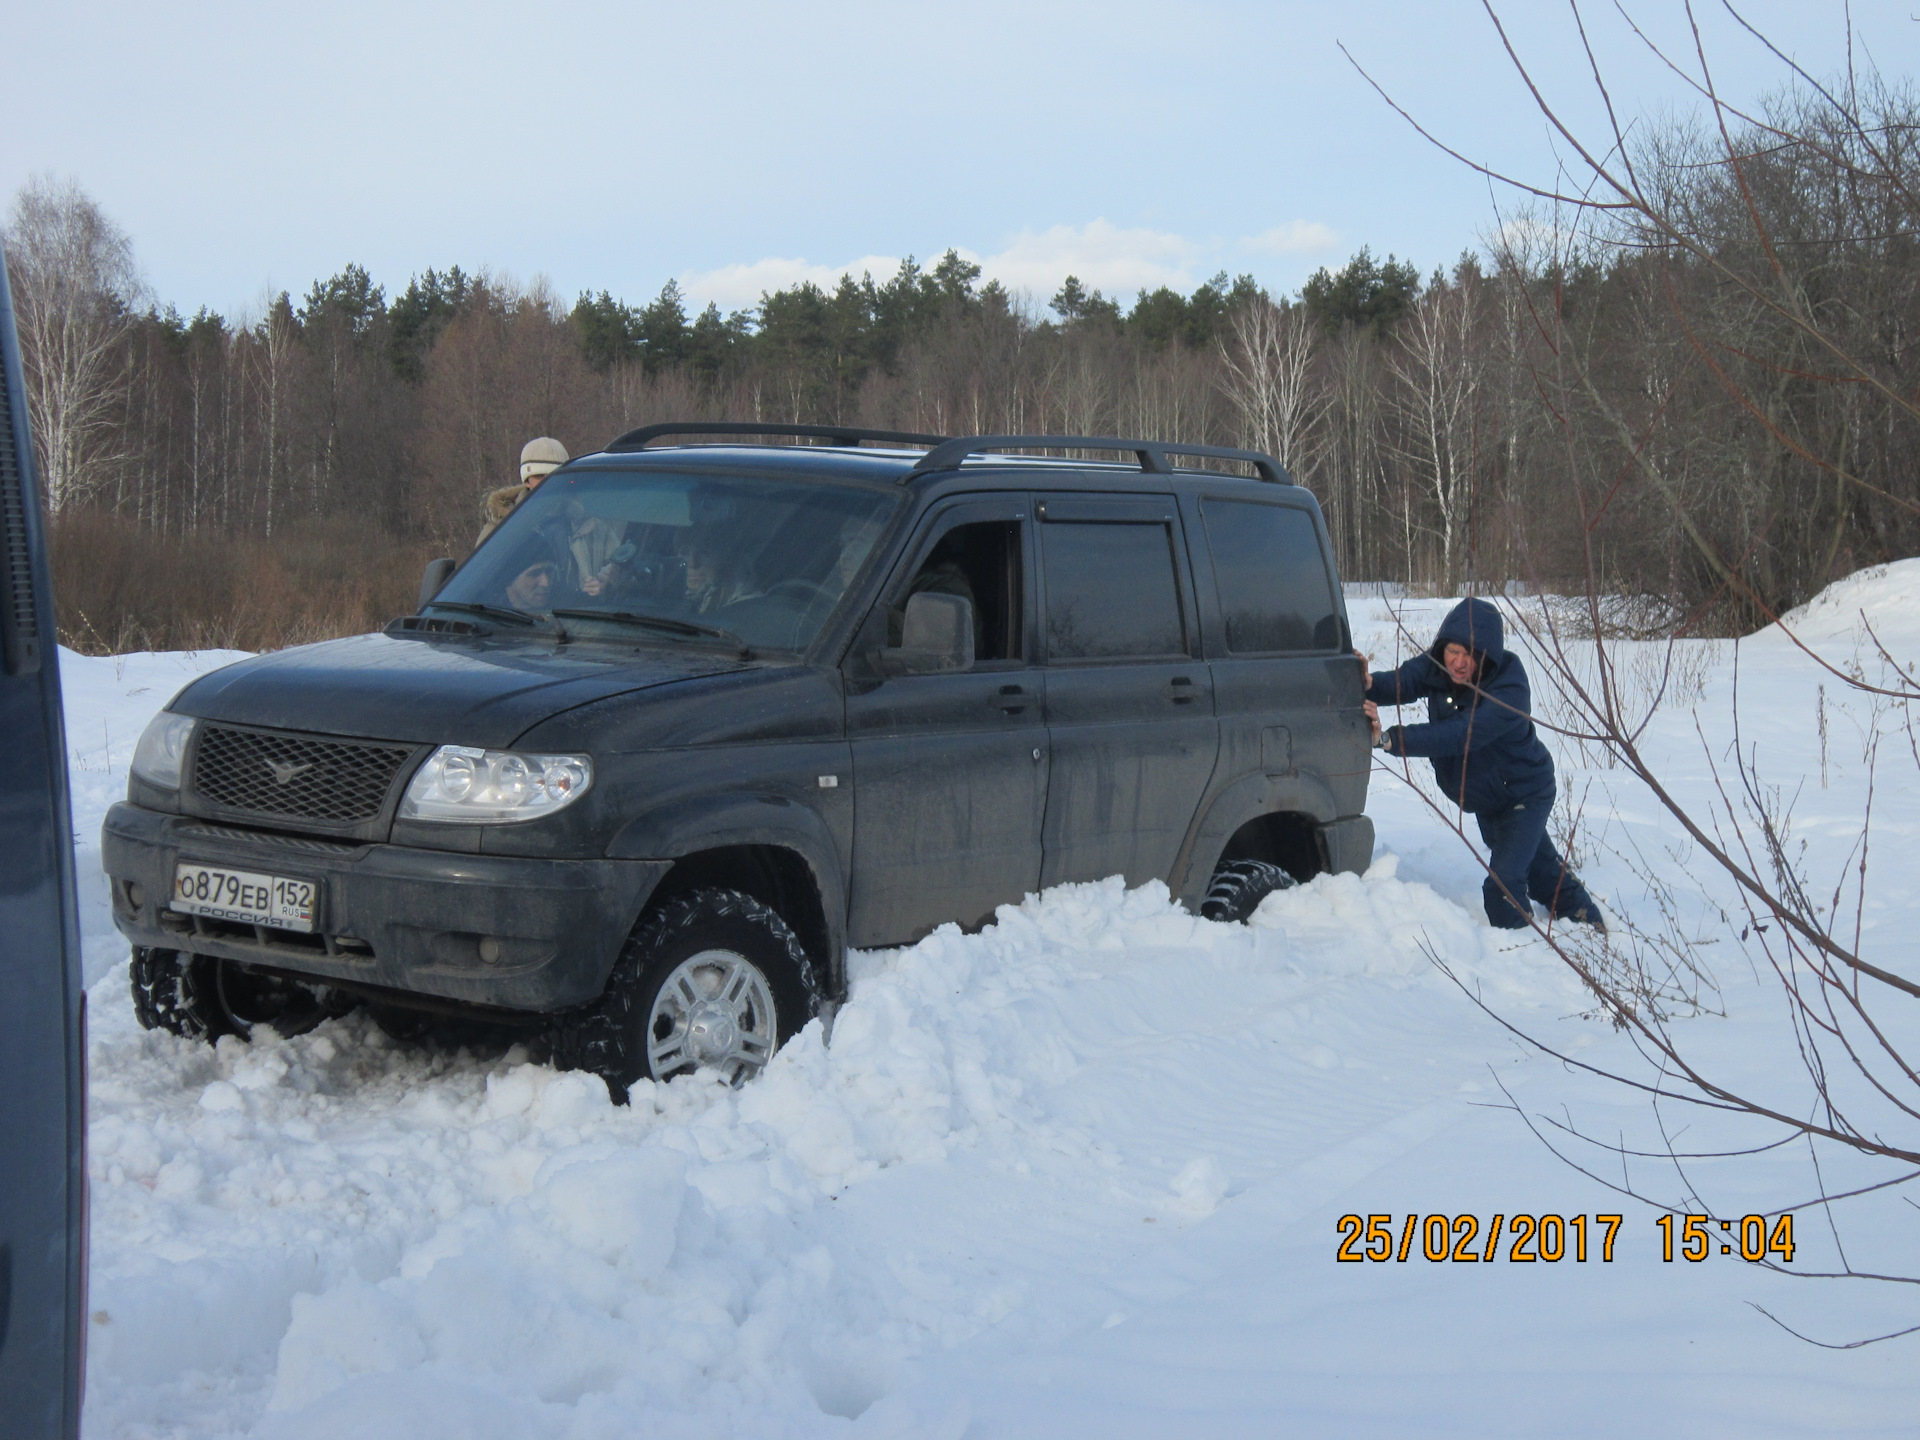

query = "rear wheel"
[552,888,818,1102]
[1200,859,1297,924]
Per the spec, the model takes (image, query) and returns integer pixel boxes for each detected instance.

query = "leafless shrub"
[1541,593,1690,642]
[50,510,431,654]
[1349,0,1920,1342]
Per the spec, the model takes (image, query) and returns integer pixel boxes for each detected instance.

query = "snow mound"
[1776,557,1920,649]
[83,867,1561,1436]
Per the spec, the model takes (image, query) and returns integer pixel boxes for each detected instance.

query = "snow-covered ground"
[66,571,1920,1438]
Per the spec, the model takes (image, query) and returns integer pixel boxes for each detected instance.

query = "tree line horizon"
[9,75,1918,649]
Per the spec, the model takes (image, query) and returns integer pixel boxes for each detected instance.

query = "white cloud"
[973,220,1200,300]
[678,253,907,311]
[678,216,1341,314]
[1241,220,1340,256]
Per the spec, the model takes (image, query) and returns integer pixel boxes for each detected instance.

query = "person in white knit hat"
[476,436,569,545]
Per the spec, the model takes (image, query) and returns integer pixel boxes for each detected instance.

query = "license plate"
[172,863,317,932]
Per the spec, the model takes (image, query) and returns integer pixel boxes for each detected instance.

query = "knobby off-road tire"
[551,888,820,1103]
[1200,859,1297,924]
[130,947,342,1043]
[131,947,236,1042]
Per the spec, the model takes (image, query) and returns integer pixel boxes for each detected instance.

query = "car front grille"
[191,726,416,824]
[171,821,366,856]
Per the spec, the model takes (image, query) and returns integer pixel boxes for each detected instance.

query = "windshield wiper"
[549,609,749,654]
[425,600,540,627]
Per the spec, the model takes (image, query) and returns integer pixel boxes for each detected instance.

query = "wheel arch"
[1216,812,1323,883]
[1170,772,1341,910]
[607,794,847,999]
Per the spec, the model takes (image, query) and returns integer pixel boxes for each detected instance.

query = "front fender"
[605,792,847,993]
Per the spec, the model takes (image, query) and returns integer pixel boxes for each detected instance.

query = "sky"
[6,1,1916,320]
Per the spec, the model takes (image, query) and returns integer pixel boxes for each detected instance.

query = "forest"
[9,79,1919,651]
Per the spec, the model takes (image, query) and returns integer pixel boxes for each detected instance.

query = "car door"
[1190,491,1361,866]
[0,237,87,1440]
[1036,492,1219,888]
[844,496,1047,946]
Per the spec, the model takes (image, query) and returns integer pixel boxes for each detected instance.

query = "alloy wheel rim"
[646,948,777,1084]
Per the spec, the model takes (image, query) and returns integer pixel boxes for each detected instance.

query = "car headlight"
[398,745,593,823]
[130,712,197,790]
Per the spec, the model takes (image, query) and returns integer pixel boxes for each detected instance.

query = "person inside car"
[887,529,978,649]
[835,514,886,589]
[503,559,556,612]
[562,500,625,598]
[682,535,753,615]
[1361,596,1603,933]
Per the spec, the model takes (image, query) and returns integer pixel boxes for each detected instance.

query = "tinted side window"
[892,518,1023,662]
[1201,499,1341,653]
[1042,521,1185,660]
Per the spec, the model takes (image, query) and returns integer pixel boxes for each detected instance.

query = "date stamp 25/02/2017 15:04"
[1335,1213,1798,1265]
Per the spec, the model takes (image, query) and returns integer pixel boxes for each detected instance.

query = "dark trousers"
[1473,795,1595,929]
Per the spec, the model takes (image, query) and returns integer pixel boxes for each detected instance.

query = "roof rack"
[906,434,1292,485]
[605,421,948,453]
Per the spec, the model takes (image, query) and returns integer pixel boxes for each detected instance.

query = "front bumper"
[101,802,669,1011]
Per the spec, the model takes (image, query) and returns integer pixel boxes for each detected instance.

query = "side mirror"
[419,557,457,609]
[878,592,974,676]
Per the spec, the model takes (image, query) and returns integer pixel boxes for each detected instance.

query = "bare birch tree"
[255,293,296,539]
[3,176,141,512]
[1218,296,1323,476]
[1387,274,1483,589]
[1322,323,1386,578]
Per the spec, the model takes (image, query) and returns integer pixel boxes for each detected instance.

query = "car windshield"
[434,468,900,653]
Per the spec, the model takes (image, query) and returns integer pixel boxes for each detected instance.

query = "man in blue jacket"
[1362,597,1603,932]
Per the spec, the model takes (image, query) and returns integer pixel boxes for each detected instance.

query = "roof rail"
[906,434,1292,485]
[605,421,948,453]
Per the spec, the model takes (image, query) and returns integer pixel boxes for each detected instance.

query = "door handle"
[990,684,1030,713]
[1164,677,1201,704]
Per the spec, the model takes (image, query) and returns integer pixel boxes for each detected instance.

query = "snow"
[63,575,1920,1438]
[1777,556,1920,648]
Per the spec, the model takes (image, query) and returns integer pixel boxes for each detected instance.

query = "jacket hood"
[1431,597,1506,667]
[170,631,750,748]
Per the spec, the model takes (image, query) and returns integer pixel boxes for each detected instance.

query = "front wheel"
[1201,859,1297,924]
[131,948,234,1041]
[130,948,345,1043]
[551,888,819,1101]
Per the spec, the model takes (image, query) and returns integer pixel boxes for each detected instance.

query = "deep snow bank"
[63,564,1920,1437]
[1778,555,1920,648]
[82,861,1572,1438]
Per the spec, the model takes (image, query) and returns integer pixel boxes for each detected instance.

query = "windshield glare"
[437,469,899,652]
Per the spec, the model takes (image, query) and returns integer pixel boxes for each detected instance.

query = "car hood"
[171,632,751,748]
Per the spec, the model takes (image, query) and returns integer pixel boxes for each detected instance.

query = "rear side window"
[1200,499,1341,653]
[1042,521,1186,660]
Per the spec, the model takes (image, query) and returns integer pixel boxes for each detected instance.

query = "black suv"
[103,425,1373,1096]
